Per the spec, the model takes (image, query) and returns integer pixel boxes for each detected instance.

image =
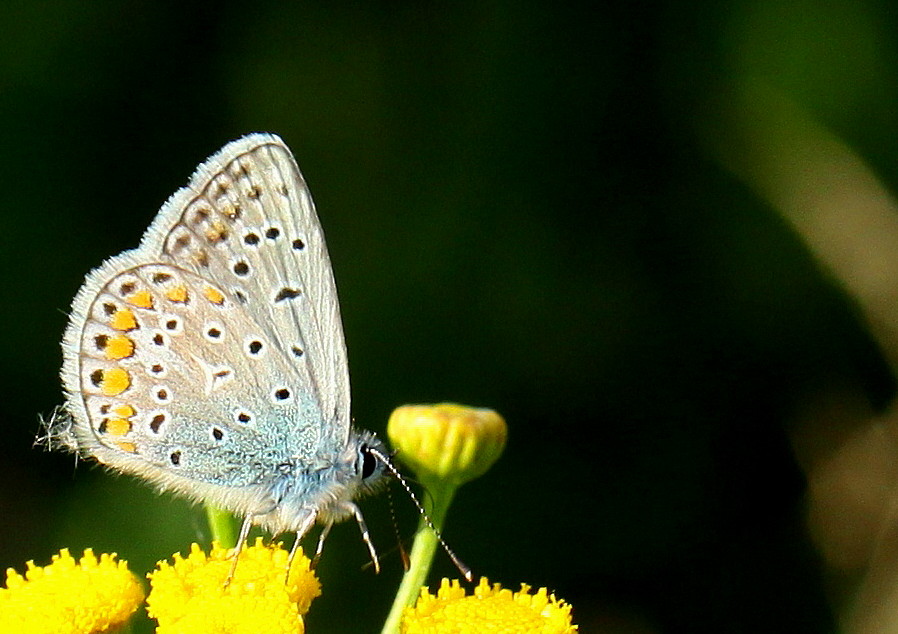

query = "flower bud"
[387,403,507,486]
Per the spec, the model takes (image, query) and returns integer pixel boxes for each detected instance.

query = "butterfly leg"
[311,521,334,568]
[225,516,256,584]
[344,501,380,574]
[286,508,318,577]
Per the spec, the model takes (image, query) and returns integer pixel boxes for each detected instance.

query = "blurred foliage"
[4,1,898,632]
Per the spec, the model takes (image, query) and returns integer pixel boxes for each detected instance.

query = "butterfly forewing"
[154,137,350,437]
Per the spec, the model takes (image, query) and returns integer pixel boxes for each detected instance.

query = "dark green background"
[3,1,896,632]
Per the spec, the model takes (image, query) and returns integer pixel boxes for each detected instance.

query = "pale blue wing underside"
[58,135,351,514]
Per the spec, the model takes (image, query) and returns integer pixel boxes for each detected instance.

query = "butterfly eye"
[359,445,378,480]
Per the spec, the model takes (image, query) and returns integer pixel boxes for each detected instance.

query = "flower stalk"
[381,403,507,634]
[204,503,238,549]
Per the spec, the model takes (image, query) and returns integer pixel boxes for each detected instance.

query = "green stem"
[381,481,457,634]
[204,503,237,548]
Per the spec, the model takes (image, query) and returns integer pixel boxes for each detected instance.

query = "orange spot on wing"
[110,309,137,331]
[126,290,154,309]
[100,368,131,396]
[111,404,135,418]
[203,286,224,305]
[165,284,189,303]
[104,334,134,360]
[105,418,131,436]
[114,441,137,454]
[205,220,229,243]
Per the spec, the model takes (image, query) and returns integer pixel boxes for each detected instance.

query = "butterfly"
[47,133,389,567]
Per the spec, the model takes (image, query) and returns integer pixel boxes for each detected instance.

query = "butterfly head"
[353,429,392,497]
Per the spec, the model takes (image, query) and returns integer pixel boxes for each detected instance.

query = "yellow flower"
[0,548,144,634]
[147,539,321,634]
[388,403,507,486]
[401,578,578,634]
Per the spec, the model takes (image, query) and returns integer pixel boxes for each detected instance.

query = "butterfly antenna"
[369,447,472,582]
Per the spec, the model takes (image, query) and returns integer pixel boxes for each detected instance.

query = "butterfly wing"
[59,134,351,515]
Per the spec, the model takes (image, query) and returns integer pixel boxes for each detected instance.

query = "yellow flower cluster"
[402,577,578,633]
[147,539,321,634]
[0,548,144,634]
[12,402,575,633]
